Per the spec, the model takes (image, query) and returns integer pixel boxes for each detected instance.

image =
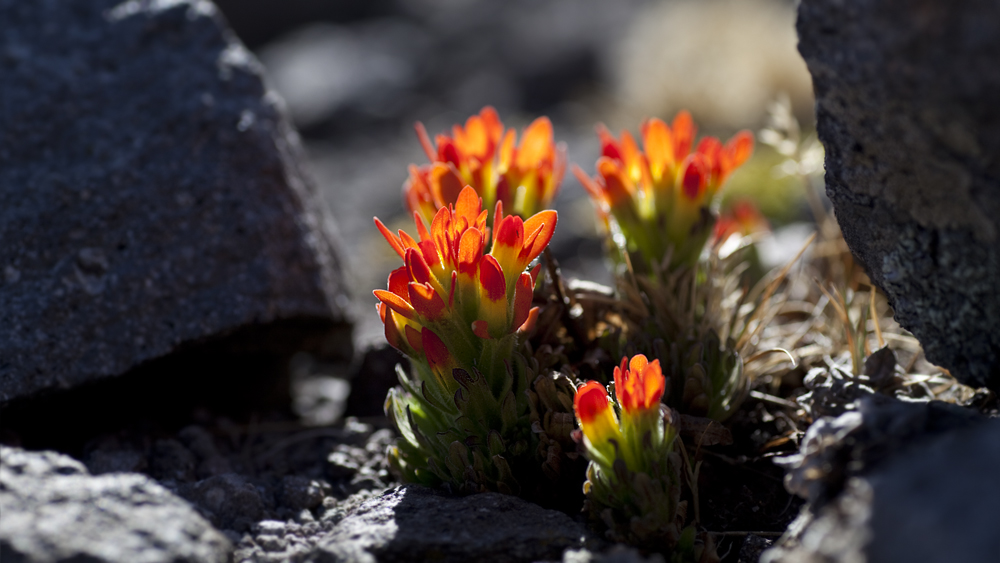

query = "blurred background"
[213,0,816,355]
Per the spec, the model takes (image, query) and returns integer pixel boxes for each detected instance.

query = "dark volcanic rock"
[181,473,267,532]
[765,417,1000,563]
[796,0,1000,390]
[0,446,230,563]
[236,485,596,563]
[0,0,348,405]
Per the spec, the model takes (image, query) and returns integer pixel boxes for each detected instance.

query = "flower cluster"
[375,186,555,366]
[574,112,753,271]
[375,185,557,490]
[574,355,683,546]
[405,106,567,223]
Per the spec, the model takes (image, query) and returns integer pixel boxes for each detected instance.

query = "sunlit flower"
[613,354,666,416]
[573,111,754,270]
[374,186,557,383]
[574,380,622,462]
[405,106,567,224]
[576,355,682,548]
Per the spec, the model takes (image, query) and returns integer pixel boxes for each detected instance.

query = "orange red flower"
[375,186,556,379]
[613,354,666,415]
[405,107,567,224]
[574,111,754,269]
[574,354,672,470]
[574,380,621,450]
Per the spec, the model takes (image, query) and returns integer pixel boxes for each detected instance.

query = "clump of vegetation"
[372,104,975,559]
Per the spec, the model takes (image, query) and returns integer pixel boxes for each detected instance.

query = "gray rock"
[0,0,348,405]
[181,473,267,532]
[273,485,595,563]
[280,475,327,511]
[796,0,1000,390]
[765,418,1000,563]
[0,446,230,563]
[775,396,985,506]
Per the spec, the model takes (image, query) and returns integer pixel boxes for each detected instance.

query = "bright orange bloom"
[405,106,567,224]
[574,111,754,269]
[613,354,666,415]
[574,380,621,449]
[375,186,556,370]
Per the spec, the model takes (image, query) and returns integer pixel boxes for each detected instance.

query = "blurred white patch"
[611,0,813,128]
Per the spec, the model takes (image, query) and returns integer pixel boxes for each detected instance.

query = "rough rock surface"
[235,485,596,563]
[0,0,347,404]
[0,446,231,563]
[765,417,1000,563]
[796,0,1000,390]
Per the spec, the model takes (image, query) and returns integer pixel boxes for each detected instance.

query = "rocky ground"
[3,1,1000,562]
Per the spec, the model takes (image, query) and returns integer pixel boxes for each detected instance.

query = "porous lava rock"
[764,416,1000,563]
[0,0,348,405]
[0,446,231,563]
[236,485,597,563]
[796,0,1000,390]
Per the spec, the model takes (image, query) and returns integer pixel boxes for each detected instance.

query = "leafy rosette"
[574,112,753,272]
[574,355,685,547]
[405,106,567,223]
[375,185,558,493]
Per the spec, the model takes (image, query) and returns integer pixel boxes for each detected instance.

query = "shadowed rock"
[0,446,231,563]
[0,0,349,406]
[764,416,1000,563]
[234,485,597,563]
[797,0,1000,390]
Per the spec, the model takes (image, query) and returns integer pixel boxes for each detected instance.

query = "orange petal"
[414,212,432,242]
[430,163,465,209]
[375,217,405,258]
[619,129,642,178]
[515,117,553,170]
[478,254,507,302]
[480,106,503,145]
[387,267,410,297]
[405,247,435,286]
[408,282,447,321]
[457,227,483,280]
[642,359,665,409]
[414,121,436,162]
[672,110,696,162]
[455,185,482,225]
[680,154,709,201]
[629,353,649,374]
[696,136,723,178]
[422,328,453,375]
[374,289,415,319]
[511,272,533,331]
[498,129,516,169]
[491,214,524,270]
[596,123,622,161]
[436,136,460,167]
[572,164,605,202]
[517,306,539,334]
[642,117,674,175]
[574,381,619,447]
[404,324,423,353]
[574,381,612,424]
[722,130,754,173]
[597,157,634,207]
[520,210,556,266]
